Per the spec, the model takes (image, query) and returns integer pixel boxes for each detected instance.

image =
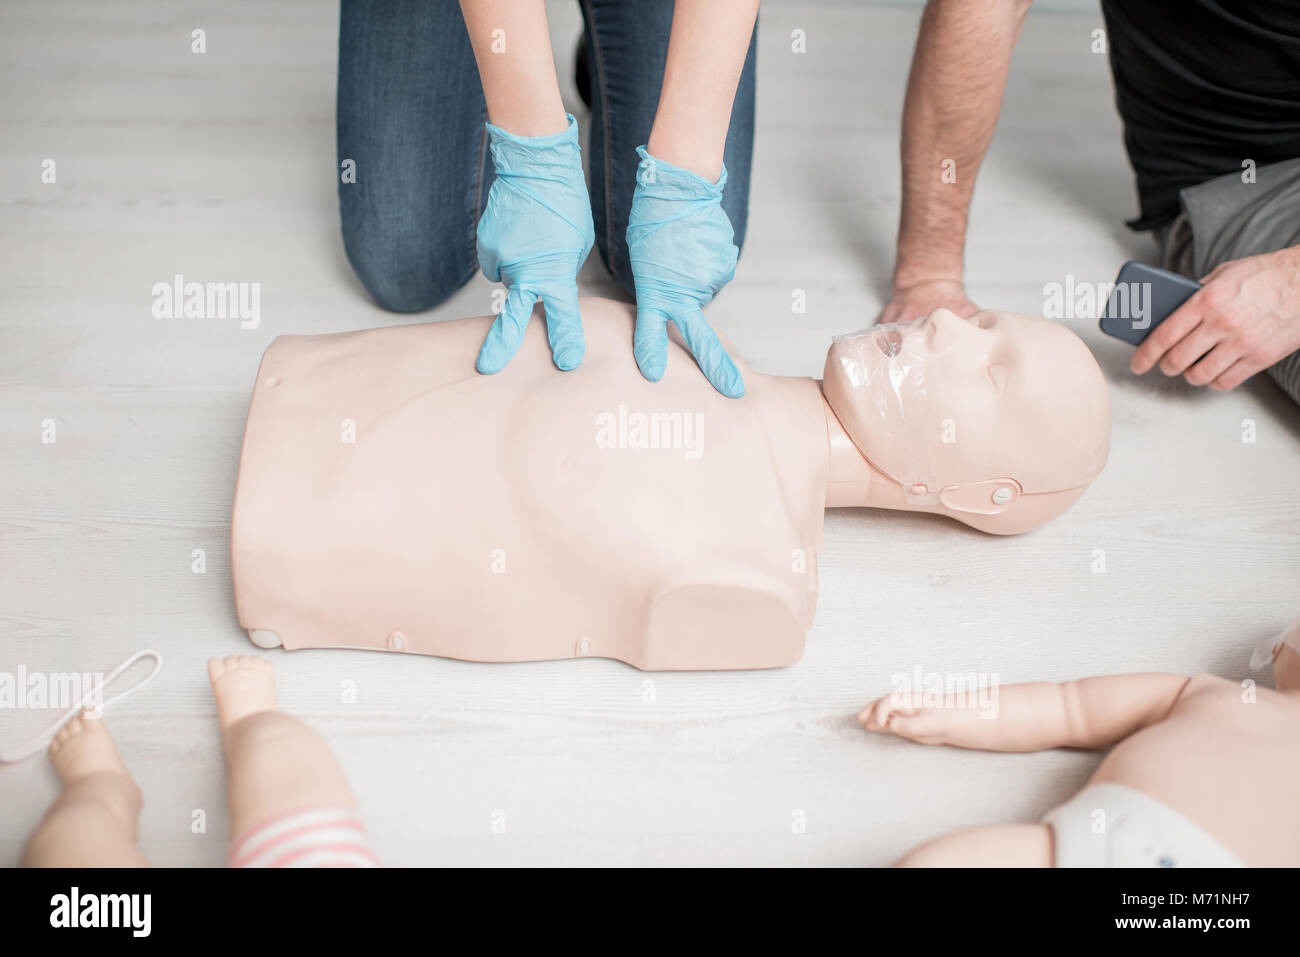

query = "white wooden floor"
[2,1,1298,867]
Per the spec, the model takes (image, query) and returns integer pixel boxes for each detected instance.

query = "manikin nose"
[925,307,985,346]
[926,307,973,331]
[922,308,960,346]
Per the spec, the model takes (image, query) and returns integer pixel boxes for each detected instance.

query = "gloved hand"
[475,113,595,374]
[626,147,744,398]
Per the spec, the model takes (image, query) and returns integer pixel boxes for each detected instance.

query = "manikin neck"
[822,394,929,511]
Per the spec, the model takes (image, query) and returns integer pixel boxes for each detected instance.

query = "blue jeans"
[337,0,757,312]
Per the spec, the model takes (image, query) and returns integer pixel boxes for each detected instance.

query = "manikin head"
[823,307,1111,534]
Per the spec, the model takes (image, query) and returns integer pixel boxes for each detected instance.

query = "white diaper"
[1043,783,1243,868]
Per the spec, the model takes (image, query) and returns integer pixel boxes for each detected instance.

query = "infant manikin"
[21,657,376,868]
[231,298,1109,670]
[858,618,1300,867]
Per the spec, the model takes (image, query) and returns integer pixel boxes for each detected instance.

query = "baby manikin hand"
[626,147,744,398]
[475,113,595,376]
[857,694,954,745]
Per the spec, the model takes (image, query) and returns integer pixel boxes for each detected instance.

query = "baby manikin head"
[823,307,1111,534]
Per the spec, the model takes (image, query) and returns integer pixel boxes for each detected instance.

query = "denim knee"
[340,208,476,314]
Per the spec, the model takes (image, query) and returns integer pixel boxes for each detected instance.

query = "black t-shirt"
[1101,0,1300,231]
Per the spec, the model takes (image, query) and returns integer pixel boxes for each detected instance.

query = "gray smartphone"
[1098,261,1201,345]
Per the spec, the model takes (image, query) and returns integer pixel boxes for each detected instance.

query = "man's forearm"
[647,0,760,182]
[894,0,1030,290]
[460,0,567,136]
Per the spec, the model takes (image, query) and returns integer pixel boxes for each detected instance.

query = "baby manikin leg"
[210,656,378,866]
[22,711,149,867]
[893,823,1053,868]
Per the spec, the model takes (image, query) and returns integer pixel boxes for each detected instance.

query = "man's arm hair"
[893,0,1032,293]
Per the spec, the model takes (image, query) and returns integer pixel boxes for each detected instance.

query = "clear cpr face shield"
[829,319,1023,515]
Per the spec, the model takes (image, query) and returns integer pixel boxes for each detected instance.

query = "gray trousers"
[1153,157,1300,405]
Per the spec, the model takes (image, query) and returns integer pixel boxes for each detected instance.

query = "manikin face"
[824,308,1110,501]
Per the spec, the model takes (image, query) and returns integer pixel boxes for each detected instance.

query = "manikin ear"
[943,484,1090,535]
[1273,642,1300,693]
[1264,618,1300,691]
[938,478,1022,516]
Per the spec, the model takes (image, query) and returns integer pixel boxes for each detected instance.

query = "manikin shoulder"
[1171,672,1298,715]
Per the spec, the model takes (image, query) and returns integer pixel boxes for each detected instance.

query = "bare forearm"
[894,0,1029,290]
[460,0,566,136]
[647,0,760,181]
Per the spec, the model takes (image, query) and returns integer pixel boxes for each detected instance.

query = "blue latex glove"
[626,147,744,398]
[476,114,595,374]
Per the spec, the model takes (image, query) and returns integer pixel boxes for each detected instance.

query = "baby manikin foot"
[49,711,130,785]
[47,711,142,826]
[208,655,276,730]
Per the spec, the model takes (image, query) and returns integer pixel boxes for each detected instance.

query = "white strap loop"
[0,649,162,764]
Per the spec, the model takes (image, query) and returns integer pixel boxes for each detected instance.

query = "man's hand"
[1132,246,1300,390]
[878,278,979,325]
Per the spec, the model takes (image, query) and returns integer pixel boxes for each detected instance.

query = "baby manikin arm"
[860,674,1192,752]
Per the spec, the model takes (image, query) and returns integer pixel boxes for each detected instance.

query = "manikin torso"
[1091,675,1300,866]
[234,298,831,670]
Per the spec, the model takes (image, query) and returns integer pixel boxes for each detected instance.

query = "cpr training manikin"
[858,617,1300,867]
[19,297,1299,871]
[229,297,1110,670]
